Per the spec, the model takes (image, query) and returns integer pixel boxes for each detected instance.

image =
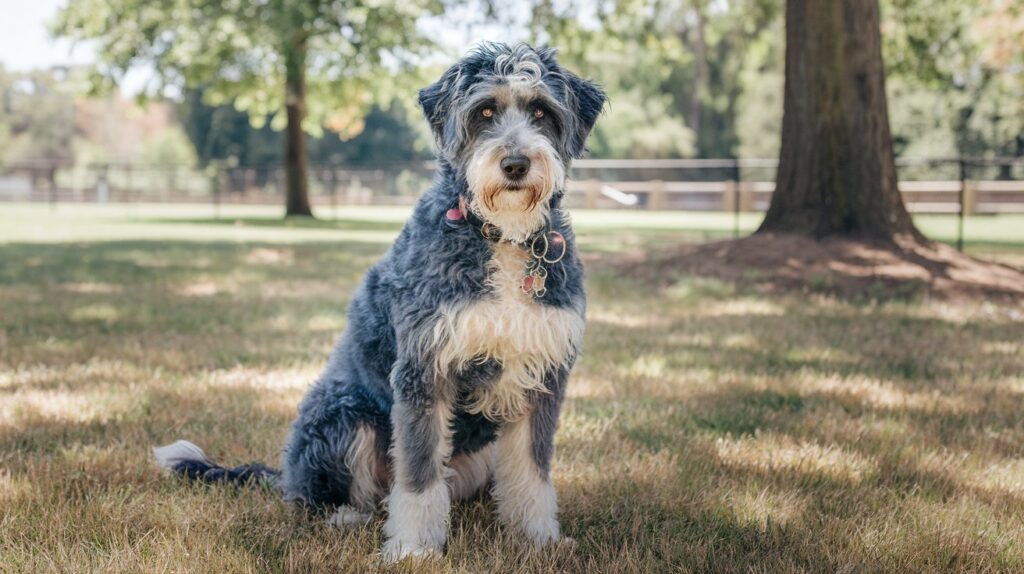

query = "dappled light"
[2,207,1024,571]
[712,433,879,484]
[720,487,808,529]
[801,375,984,416]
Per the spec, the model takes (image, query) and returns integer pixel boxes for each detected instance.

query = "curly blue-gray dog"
[154,42,605,561]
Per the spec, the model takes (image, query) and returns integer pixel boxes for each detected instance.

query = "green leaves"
[54,0,442,137]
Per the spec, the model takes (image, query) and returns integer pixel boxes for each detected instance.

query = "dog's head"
[419,43,606,242]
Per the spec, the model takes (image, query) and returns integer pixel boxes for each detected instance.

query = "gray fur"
[155,44,606,544]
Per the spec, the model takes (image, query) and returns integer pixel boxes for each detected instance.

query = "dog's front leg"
[493,368,567,548]
[381,360,454,562]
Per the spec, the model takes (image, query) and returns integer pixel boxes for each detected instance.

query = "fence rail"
[2,156,1022,248]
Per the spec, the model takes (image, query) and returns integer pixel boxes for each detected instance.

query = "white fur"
[381,478,450,562]
[493,417,561,546]
[448,443,495,500]
[345,424,387,511]
[464,119,565,244]
[381,400,454,562]
[326,505,372,528]
[423,242,583,422]
[152,440,210,469]
[494,48,544,91]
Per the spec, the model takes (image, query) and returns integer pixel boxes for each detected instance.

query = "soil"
[616,233,1024,305]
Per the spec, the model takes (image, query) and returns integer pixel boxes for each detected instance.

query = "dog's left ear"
[564,71,606,158]
[418,65,463,146]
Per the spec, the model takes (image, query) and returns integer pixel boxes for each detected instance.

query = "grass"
[1,203,1023,573]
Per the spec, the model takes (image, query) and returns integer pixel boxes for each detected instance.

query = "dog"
[154,42,605,562]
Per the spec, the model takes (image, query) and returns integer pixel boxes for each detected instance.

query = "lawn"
[1,203,1023,573]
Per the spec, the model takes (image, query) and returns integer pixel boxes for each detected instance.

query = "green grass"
[1,203,1023,573]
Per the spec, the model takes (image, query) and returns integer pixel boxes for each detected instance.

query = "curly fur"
[152,42,605,563]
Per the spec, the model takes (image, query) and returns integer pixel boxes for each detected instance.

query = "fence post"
[730,162,742,238]
[168,165,177,202]
[47,167,58,210]
[962,180,977,217]
[210,165,222,219]
[957,159,967,251]
[739,182,755,213]
[326,168,338,219]
[585,179,600,209]
[722,180,736,213]
[126,165,134,204]
[97,165,110,204]
[649,180,666,210]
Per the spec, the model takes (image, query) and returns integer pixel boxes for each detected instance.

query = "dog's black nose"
[500,155,531,180]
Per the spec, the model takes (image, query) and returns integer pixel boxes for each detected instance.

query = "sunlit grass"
[1,204,1023,572]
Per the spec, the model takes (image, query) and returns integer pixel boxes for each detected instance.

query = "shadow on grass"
[142,216,408,233]
[4,237,1024,571]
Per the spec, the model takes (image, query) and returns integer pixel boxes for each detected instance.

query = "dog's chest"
[433,243,583,421]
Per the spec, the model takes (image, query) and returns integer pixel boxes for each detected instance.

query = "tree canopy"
[14,0,1016,174]
[54,0,444,214]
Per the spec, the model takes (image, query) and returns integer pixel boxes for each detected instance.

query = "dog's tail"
[153,440,280,487]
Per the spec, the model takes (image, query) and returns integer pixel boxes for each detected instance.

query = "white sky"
[0,0,95,72]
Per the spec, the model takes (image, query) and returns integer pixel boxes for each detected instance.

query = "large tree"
[758,0,922,241]
[55,0,440,216]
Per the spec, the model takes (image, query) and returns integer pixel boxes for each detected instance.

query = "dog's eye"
[481,108,494,118]
[533,108,545,119]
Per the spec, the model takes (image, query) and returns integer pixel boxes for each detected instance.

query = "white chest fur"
[427,243,583,421]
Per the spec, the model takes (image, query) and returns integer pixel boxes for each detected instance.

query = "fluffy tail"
[153,440,280,486]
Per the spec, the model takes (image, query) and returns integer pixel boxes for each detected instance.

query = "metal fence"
[2,156,1022,248]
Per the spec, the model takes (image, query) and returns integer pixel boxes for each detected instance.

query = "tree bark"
[284,34,313,217]
[690,4,707,146]
[758,0,922,241]
[678,1,708,155]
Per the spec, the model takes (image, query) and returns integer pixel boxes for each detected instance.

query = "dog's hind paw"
[326,505,372,528]
[378,539,442,564]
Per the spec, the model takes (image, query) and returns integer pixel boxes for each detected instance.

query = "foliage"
[525,0,778,159]
[883,0,1024,161]
[179,89,432,167]
[0,67,77,164]
[139,126,198,168]
[53,0,442,139]
[0,0,1015,167]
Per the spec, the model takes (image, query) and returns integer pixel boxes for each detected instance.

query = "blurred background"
[0,0,1020,222]
[4,4,1024,571]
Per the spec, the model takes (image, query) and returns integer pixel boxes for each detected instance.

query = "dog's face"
[419,43,606,242]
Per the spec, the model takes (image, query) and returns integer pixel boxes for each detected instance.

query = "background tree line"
[0,0,1018,216]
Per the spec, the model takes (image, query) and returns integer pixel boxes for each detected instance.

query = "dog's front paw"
[523,518,562,549]
[379,538,442,564]
[325,505,372,528]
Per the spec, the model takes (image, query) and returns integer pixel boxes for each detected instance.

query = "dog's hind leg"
[325,423,390,528]
[448,443,495,501]
[280,381,390,513]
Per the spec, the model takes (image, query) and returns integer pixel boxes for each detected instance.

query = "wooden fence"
[563,178,1024,215]
[3,157,1022,217]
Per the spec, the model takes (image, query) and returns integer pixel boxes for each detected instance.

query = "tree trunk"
[680,1,708,155]
[758,0,922,241]
[284,34,313,217]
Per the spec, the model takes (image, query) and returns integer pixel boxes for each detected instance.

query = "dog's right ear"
[418,65,463,144]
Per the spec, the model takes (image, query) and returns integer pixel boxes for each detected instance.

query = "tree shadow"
[142,216,407,233]
[4,235,1024,571]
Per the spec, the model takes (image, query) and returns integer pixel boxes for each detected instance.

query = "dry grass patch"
[2,212,1024,572]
